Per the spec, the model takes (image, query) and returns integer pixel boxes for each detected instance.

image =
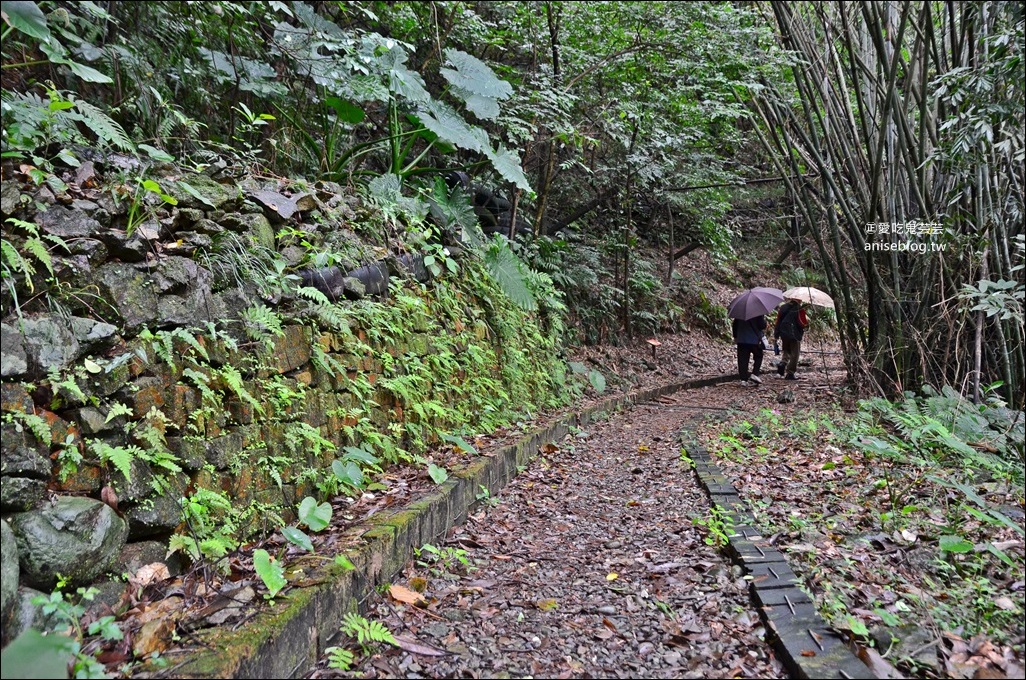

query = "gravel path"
[308,389,784,679]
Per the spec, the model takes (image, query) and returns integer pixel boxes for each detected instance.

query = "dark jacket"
[775,301,807,341]
[732,316,766,345]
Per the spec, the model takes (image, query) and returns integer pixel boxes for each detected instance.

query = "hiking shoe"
[784,373,797,381]
[776,364,785,376]
[749,374,762,384]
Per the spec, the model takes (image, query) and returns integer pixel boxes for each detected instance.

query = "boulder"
[1,520,19,626]
[0,322,29,378]
[10,496,129,590]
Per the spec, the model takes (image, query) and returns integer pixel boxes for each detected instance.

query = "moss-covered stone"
[170,174,236,211]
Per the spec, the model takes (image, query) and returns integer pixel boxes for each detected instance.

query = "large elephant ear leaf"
[441,49,512,121]
[2,1,52,42]
[416,98,531,193]
[378,46,430,102]
[484,144,533,194]
[440,49,513,100]
[416,100,489,153]
[452,87,500,120]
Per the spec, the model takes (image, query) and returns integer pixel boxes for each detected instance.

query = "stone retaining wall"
[0,171,564,648]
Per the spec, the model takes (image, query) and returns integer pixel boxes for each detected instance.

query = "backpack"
[777,303,803,341]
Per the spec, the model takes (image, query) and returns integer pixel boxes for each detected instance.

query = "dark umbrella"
[727,287,784,320]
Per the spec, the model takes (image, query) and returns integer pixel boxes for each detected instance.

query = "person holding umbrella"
[727,287,784,385]
[774,298,808,380]
[774,286,834,380]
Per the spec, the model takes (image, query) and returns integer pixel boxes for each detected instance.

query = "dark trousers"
[737,343,763,380]
[780,338,801,376]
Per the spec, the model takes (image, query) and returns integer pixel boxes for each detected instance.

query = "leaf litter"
[308,390,783,679]
[91,324,1021,679]
[688,349,1025,680]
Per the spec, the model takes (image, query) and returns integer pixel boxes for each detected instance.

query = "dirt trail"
[308,386,786,679]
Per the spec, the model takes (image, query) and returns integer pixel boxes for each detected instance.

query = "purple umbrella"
[727,287,784,320]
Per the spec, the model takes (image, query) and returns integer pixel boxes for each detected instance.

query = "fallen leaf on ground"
[389,584,427,606]
[393,634,448,657]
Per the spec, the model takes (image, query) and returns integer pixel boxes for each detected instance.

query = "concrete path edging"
[166,374,737,679]
[681,435,875,680]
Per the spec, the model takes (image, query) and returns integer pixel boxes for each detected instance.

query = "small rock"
[638,641,655,657]
[421,622,449,638]
[597,605,617,615]
[777,389,795,404]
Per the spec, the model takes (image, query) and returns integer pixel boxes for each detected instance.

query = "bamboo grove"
[2,1,1023,407]
[747,1,1024,407]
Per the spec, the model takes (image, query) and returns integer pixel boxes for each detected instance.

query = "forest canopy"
[2,0,1023,407]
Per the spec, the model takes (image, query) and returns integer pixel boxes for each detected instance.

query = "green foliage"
[3,579,124,678]
[252,549,287,599]
[4,409,52,447]
[483,237,536,311]
[216,364,264,416]
[281,526,313,553]
[340,611,396,656]
[0,629,76,680]
[240,304,286,347]
[85,438,139,483]
[2,217,65,286]
[692,503,735,548]
[320,445,382,499]
[959,272,1025,326]
[203,233,295,299]
[440,433,478,456]
[125,176,178,234]
[297,496,332,532]
[427,463,448,485]
[686,290,729,339]
[413,542,473,576]
[938,534,975,554]
[140,327,210,367]
[475,484,499,508]
[170,488,239,566]
[853,386,1024,477]
[324,645,355,672]
[569,361,606,395]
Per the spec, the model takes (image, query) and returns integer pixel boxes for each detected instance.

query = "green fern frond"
[2,238,37,291]
[89,439,140,483]
[341,613,397,647]
[297,286,352,332]
[6,411,52,447]
[241,304,285,343]
[70,98,134,151]
[167,534,200,561]
[21,238,54,277]
[104,402,135,423]
[198,536,233,559]
[484,239,537,311]
[218,365,264,415]
[311,345,349,378]
[182,368,219,406]
[296,285,333,307]
[325,647,354,671]
[173,328,210,361]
